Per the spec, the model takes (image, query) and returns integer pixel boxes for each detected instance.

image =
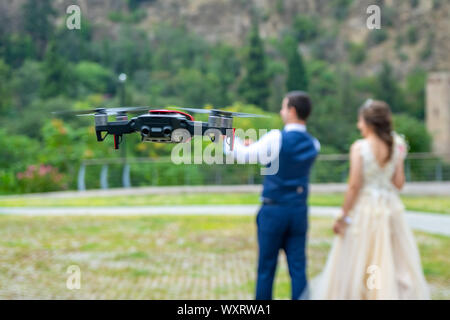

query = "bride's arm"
[391,155,406,190]
[333,142,363,234]
[391,133,407,190]
[341,142,364,217]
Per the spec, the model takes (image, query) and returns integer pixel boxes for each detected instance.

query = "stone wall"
[426,73,450,158]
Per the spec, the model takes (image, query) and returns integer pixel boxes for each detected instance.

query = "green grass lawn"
[0,193,449,214]
[0,214,448,299]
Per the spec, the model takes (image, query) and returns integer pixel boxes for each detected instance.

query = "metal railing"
[77,153,450,191]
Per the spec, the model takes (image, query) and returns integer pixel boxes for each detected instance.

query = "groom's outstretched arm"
[224,130,282,165]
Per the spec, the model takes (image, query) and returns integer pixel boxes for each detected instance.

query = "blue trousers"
[255,203,308,300]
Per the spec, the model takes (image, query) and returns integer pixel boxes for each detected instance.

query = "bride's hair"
[359,100,394,162]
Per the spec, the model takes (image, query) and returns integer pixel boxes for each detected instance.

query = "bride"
[310,99,430,299]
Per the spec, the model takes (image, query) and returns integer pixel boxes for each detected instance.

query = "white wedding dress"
[310,137,431,299]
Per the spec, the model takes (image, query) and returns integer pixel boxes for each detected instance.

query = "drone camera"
[163,126,172,137]
[141,126,151,137]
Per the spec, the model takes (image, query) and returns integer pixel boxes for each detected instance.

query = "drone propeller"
[52,106,154,117]
[171,107,269,118]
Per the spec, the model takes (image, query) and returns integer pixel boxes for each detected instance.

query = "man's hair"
[285,91,312,120]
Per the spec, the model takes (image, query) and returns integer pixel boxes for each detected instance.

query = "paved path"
[1,182,449,199]
[0,205,448,236]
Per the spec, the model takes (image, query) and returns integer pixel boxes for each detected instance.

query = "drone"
[52,106,267,150]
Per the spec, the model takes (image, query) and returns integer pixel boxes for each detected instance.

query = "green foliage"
[420,33,434,61]
[0,59,12,112]
[382,6,398,27]
[404,69,426,119]
[0,129,39,172]
[348,42,366,65]
[4,96,75,139]
[283,37,308,91]
[172,69,223,107]
[410,0,420,8]
[0,128,43,193]
[367,29,389,46]
[16,164,68,193]
[395,34,404,49]
[292,15,320,43]
[226,103,283,131]
[151,24,207,73]
[332,0,354,20]
[397,51,409,62]
[433,0,442,9]
[239,20,270,110]
[310,32,339,62]
[105,26,152,75]
[108,9,148,23]
[40,43,75,98]
[21,0,56,58]
[275,0,285,14]
[127,0,156,11]
[407,26,419,44]
[306,60,360,153]
[0,171,20,194]
[39,119,87,174]
[373,62,405,113]
[10,60,44,108]
[74,61,115,94]
[1,34,35,68]
[393,114,431,153]
[54,17,93,63]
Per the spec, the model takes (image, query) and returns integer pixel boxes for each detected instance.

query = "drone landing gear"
[225,128,235,151]
[96,131,123,150]
[113,134,123,150]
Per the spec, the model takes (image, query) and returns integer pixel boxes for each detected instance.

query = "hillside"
[2,0,447,78]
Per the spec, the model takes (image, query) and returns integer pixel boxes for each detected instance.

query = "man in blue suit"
[225,91,320,300]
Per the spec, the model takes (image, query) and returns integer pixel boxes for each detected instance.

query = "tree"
[40,43,74,98]
[393,114,431,153]
[54,17,93,63]
[374,62,405,113]
[404,69,426,119]
[239,19,270,110]
[2,34,35,68]
[292,15,319,42]
[74,61,114,94]
[11,60,44,108]
[21,0,56,58]
[0,59,12,112]
[284,37,308,91]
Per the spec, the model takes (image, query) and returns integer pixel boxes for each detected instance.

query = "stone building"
[426,73,450,158]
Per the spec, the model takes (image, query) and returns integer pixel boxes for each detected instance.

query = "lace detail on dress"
[359,138,399,193]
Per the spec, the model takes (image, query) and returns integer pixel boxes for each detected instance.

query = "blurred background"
[0,0,449,192]
[0,0,448,300]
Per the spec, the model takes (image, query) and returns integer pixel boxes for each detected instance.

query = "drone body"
[53,107,266,150]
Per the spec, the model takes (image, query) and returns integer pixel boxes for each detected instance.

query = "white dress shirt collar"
[284,123,306,132]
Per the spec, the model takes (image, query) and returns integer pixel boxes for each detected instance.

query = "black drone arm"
[95,121,136,149]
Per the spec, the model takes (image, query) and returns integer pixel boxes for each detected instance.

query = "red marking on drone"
[149,109,194,121]
[231,128,235,151]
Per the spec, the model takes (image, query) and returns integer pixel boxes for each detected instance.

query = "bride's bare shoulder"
[350,139,365,153]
